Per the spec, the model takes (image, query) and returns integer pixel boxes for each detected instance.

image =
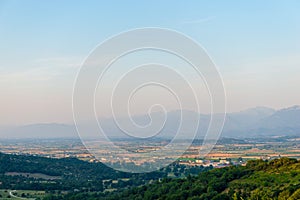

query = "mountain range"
[0,105,299,139]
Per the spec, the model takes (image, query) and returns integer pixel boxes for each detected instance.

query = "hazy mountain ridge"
[222,106,300,137]
[0,106,299,138]
[0,123,77,138]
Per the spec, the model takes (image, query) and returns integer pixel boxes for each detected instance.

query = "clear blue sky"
[0,0,300,125]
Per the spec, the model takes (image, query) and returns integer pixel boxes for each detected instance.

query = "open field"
[0,189,45,200]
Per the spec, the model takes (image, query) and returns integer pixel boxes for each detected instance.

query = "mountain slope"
[251,105,300,135]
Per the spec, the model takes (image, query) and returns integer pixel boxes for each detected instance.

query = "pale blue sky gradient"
[0,0,299,125]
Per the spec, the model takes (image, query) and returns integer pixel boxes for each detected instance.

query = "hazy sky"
[0,0,300,125]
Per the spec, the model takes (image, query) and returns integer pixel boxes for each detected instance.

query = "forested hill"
[0,152,164,191]
[103,158,300,200]
[0,152,206,194]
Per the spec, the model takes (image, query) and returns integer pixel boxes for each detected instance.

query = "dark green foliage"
[102,158,300,200]
[0,152,164,192]
[0,152,209,198]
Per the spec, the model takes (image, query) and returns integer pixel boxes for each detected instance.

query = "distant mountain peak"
[280,105,300,111]
[244,106,275,112]
[234,106,276,117]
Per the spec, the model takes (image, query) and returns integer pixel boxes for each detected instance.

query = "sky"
[0,0,300,126]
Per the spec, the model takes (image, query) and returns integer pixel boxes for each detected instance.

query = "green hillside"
[103,158,300,200]
[0,152,164,192]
